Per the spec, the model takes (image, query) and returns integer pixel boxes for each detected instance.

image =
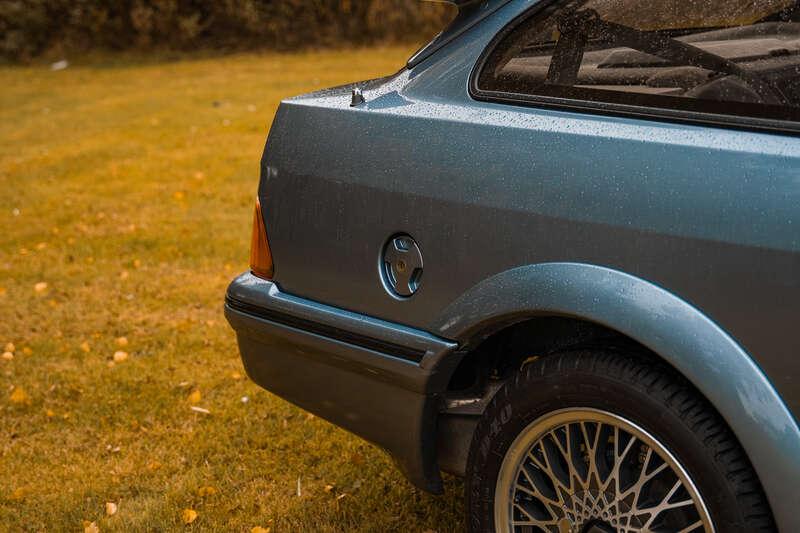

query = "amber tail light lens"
[250,198,274,279]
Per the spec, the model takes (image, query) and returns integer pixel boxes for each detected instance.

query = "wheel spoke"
[511,502,560,529]
[640,480,697,529]
[497,410,713,533]
[677,520,705,533]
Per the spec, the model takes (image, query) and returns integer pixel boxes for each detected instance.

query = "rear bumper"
[224,272,460,492]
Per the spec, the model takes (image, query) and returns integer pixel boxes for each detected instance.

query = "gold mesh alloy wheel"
[494,408,714,533]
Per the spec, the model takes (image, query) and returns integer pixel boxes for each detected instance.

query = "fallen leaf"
[181,508,198,524]
[2,352,13,361]
[113,351,128,363]
[190,406,210,415]
[119,271,129,280]
[34,282,48,293]
[46,409,55,417]
[173,191,185,201]
[9,488,25,501]
[80,341,91,353]
[197,486,216,497]
[350,452,365,465]
[115,337,128,347]
[147,461,162,471]
[230,371,242,380]
[9,387,29,404]
[84,521,99,533]
[187,389,201,404]
[4,343,14,353]
[251,527,270,533]
[0,287,6,297]
[36,242,47,250]
[106,502,118,516]
[22,347,32,355]
[324,484,335,493]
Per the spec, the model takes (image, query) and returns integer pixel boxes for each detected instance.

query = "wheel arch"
[431,262,800,531]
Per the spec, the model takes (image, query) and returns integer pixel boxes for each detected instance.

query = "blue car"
[225,1,800,531]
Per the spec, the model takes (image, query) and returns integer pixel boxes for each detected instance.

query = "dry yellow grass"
[0,48,463,531]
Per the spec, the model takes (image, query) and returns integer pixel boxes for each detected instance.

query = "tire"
[465,350,775,533]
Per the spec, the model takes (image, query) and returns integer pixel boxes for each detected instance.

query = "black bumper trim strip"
[225,295,427,363]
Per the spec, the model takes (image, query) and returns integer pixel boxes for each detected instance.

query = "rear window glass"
[476,0,800,124]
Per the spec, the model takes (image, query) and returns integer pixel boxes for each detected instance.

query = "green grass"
[0,48,463,532]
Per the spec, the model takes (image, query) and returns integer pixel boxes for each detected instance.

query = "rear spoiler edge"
[408,0,514,68]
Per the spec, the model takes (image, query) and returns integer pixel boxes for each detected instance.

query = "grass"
[0,47,464,532]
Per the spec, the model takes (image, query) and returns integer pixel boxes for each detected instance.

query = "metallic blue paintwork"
[237,0,800,529]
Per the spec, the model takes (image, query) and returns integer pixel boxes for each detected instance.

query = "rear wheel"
[465,350,774,533]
